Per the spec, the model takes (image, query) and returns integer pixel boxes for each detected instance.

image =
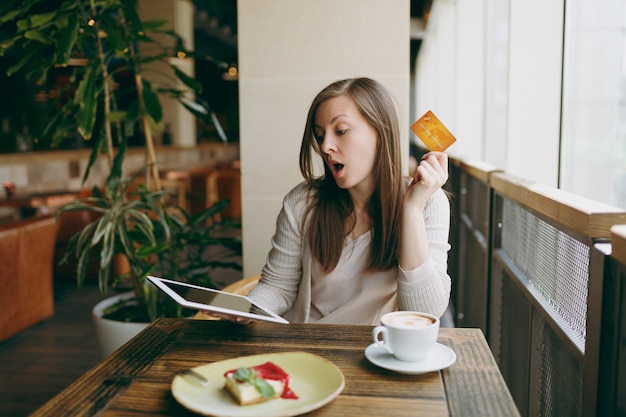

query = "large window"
[561,0,626,209]
[483,0,510,166]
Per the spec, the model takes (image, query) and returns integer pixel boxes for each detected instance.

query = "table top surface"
[0,189,79,208]
[31,319,520,417]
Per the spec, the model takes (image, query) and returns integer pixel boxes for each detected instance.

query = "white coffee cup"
[372,311,440,362]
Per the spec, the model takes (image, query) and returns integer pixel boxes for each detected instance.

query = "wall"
[237,0,411,276]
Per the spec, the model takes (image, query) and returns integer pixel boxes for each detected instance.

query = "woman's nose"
[320,134,336,154]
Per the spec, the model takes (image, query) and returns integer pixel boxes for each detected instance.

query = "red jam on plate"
[225,361,298,399]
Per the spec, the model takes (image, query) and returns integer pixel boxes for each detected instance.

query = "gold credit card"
[410,110,457,152]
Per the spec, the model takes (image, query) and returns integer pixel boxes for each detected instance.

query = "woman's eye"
[314,135,324,144]
[337,129,347,136]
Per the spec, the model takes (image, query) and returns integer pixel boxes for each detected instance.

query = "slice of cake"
[224,361,298,405]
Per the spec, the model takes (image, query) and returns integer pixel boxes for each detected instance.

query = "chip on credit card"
[410,110,456,152]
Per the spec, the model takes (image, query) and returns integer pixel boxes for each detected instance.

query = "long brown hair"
[299,78,404,272]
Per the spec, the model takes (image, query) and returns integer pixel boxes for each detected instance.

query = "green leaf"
[82,145,100,184]
[254,378,276,398]
[92,216,113,247]
[179,97,213,125]
[43,101,76,147]
[232,367,275,398]
[179,200,231,227]
[135,242,169,258]
[60,233,78,262]
[76,64,98,140]
[141,19,168,31]
[121,1,145,38]
[16,18,30,31]
[100,14,128,52]
[117,222,135,257]
[76,246,92,288]
[6,48,39,76]
[129,210,156,246]
[58,2,78,13]
[29,11,57,28]
[142,79,162,123]
[233,367,254,383]
[99,223,115,269]
[54,13,69,29]
[106,111,128,123]
[75,221,98,287]
[106,140,127,189]
[0,8,21,24]
[55,13,79,64]
[76,221,98,256]
[55,199,101,215]
[24,30,52,44]
[0,37,18,56]
[98,266,110,295]
[172,65,202,93]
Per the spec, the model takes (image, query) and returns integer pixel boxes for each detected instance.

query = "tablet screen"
[147,276,288,324]
[165,281,256,312]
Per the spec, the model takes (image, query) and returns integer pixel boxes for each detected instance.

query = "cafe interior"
[1,0,626,416]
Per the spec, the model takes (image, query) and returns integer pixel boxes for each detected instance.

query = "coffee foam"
[386,313,435,328]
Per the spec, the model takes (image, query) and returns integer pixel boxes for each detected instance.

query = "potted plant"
[0,0,240,355]
[59,145,241,356]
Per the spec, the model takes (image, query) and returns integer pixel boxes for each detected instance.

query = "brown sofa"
[0,215,57,342]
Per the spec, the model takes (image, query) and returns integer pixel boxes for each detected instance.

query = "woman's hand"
[405,151,449,211]
[399,151,448,270]
[201,310,255,324]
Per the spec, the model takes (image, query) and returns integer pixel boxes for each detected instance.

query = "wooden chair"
[220,274,260,296]
[188,165,241,221]
[159,169,191,211]
[205,167,241,221]
[0,215,57,341]
[193,274,260,320]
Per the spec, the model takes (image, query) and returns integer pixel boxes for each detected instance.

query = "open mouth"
[328,158,344,174]
[327,157,344,177]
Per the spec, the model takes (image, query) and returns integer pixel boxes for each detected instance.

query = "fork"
[178,369,211,387]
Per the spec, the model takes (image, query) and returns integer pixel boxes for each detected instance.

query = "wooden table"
[159,168,191,211]
[0,206,17,225]
[0,190,80,218]
[31,320,520,417]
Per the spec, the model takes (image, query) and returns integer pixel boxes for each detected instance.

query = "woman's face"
[314,95,379,195]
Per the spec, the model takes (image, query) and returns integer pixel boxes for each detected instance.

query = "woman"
[247,77,451,325]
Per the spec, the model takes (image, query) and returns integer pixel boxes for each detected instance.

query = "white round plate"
[171,351,344,417]
[364,342,456,375]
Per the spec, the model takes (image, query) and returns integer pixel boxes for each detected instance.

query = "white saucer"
[364,342,457,375]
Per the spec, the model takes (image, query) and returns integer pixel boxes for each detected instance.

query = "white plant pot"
[92,292,149,358]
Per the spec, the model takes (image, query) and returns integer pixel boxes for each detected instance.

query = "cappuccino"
[373,311,440,362]
[386,312,435,329]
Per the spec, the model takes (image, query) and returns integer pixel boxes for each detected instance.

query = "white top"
[247,181,451,325]
[309,232,397,324]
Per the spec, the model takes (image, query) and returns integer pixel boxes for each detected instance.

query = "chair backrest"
[206,168,241,221]
[0,215,57,341]
[192,275,260,320]
[221,274,260,296]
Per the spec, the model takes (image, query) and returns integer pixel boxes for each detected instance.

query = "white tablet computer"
[147,276,288,324]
